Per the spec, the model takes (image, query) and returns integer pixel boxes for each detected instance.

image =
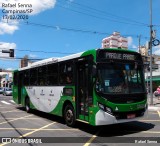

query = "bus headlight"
[98,103,105,110]
[98,102,113,115]
[106,106,112,114]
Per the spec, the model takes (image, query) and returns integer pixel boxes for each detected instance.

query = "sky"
[0,0,160,70]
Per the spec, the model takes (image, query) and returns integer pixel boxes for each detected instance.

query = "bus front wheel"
[64,104,75,127]
[25,97,31,113]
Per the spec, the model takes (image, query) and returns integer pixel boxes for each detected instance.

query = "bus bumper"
[95,109,148,126]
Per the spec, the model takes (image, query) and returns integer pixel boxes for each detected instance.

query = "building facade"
[0,70,12,88]
[139,45,148,56]
[102,32,128,49]
[20,55,34,68]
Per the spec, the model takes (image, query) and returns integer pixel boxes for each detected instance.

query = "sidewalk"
[147,93,160,111]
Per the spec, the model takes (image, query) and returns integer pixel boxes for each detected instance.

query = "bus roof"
[18,51,84,71]
[17,48,138,71]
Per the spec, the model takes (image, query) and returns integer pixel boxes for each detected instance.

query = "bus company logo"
[40,90,45,96]
[115,107,119,111]
[49,90,54,96]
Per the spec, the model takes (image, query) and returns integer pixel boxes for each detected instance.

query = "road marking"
[1,101,11,105]
[148,112,159,115]
[0,115,33,125]
[19,122,56,137]
[148,106,160,111]
[84,135,97,146]
[84,130,100,146]
[1,109,24,113]
[0,107,14,108]
[9,100,15,103]
[157,111,160,117]
[126,131,160,134]
[83,135,97,146]
[0,118,40,120]
[142,131,160,134]
[148,111,159,113]
[0,128,79,131]
[139,119,160,122]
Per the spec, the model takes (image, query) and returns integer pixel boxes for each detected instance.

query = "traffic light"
[2,49,14,57]
[9,49,14,57]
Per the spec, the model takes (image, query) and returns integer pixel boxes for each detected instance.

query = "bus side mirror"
[92,65,97,77]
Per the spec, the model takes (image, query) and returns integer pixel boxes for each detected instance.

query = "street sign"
[152,39,160,46]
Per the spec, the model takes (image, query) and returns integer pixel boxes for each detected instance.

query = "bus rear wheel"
[25,97,31,113]
[64,104,75,127]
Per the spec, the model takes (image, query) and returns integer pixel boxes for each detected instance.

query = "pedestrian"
[156,86,160,100]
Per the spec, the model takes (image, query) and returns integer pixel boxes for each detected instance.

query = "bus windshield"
[96,63,145,94]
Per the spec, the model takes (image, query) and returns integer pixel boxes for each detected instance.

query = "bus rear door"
[17,72,23,104]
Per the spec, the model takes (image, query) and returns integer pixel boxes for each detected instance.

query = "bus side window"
[47,64,58,85]
[13,72,18,86]
[59,61,73,85]
[30,68,37,86]
[37,66,47,86]
[23,70,30,86]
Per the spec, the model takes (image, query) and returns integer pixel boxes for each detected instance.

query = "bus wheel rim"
[66,109,73,123]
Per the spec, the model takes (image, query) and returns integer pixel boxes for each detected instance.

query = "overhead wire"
[57,0,149,27]
[56,4,147,27]
[60,0,149,26]
[1,20,150,57]
[24,21,149,40]
[16,48,75,55]
[0,56,43,60]
[24,21,111,35]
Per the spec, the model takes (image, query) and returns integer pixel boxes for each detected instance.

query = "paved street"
[0,95,160,146]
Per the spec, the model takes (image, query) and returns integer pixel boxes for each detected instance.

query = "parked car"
[3,88,12,96]
[0,87,4,94]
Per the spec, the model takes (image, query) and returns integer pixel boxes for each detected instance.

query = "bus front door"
[17,72,22,104]
[76,61,91,122]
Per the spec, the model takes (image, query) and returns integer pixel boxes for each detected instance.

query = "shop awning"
[145,77,160,82]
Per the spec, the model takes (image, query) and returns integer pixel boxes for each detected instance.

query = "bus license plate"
[127,114,135,119]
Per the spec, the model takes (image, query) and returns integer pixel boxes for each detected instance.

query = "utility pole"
[138,35,141,53]
[149,0,153,105]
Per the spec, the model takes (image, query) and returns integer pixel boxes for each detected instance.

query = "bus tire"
[25,97,31,113]
[64,104,75,127]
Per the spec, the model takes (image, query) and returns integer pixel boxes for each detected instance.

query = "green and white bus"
[13,48,147,126]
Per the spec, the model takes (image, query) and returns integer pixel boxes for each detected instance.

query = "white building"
[0,71,12,88]
[102,32,128,49]
[139,45,148,56]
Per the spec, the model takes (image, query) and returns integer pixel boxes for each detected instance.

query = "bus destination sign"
[105,52,135,60]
